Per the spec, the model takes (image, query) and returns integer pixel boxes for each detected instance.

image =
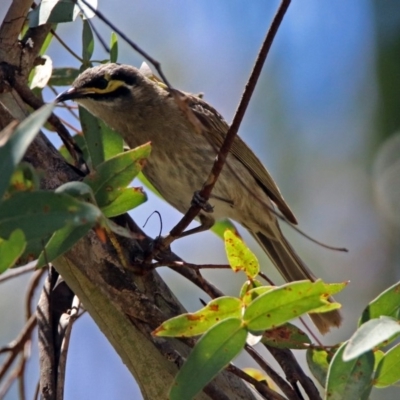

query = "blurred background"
[1,0,400,398]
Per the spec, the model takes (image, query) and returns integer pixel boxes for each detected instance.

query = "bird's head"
[56,63,159,117]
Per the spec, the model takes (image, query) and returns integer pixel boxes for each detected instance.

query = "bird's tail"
[252,229,342,334]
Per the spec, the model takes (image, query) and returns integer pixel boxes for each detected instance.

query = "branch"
[246,345,300,400]
[0,0,32,64]
[266,345,321,400]
[0,314,36,382]
[0,263,36,284]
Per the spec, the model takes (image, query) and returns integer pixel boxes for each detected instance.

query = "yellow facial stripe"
[83,79,126,94]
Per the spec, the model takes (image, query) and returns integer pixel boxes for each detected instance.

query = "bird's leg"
[177,213,215,238]
[191,190,214,213]
[144,200,215,262]
[174,191,216,238]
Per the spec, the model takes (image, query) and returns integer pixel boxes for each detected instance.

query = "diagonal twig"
[164,0,292,244]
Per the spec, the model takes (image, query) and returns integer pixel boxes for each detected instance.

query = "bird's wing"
[188,96,297,224]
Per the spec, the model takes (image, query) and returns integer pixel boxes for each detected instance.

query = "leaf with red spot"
[224,229,259,279]
[261,322,311,349]
[243,280,345,333]
[241,284,274,306]
[239,279,264,299]
[153,296,242,337]
[307,345,340,387]
[326,342,374,399]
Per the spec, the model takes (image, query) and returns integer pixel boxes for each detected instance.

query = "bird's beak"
[56,88,78,103]
[56,87,92,103]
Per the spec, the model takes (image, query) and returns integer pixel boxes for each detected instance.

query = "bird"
[56,63,342,334]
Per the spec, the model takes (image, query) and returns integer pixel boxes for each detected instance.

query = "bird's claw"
[191,191,214,213]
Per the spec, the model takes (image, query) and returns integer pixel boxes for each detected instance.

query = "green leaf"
[82,19,94,64]
[101,187,147,218]
[79,107,103,167]
[79,110,125,168]
[154,297,242,338]
[373,350,385,371]
[343,316,400,361]
[241,285,274,306]
[326,342,374,400]
[29,0,76,26]
[55,181,97,203]
[36,223,92,268]
[243,280,344,333]
[239,279,264,300]
[0,103,55,199]
[59,133,88,164]
[49,67,80,86]
[224,229,259,279]
[110,32,118,63]
[7,163,40,194]
[39,30,54,56]
[261,323,311,350]
[0,230,26,273]
[84,143,151,208]
[374,343,400,388]
[28,0,97,26]
[360,281,400,324]
[211,218,239,240]
[138,171,161,197]
[0,191,101,264]
[99,121,124,160]
[307,346,338,387]
[169,318,246,400]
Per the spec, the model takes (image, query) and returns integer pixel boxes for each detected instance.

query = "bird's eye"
[92,77,109,90]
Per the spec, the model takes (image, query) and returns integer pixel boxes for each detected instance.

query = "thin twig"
[33,380,40,400]
[0,263,36,283]
[58,117,81,134]
[0,355,24,400]
[266,345,321,400]
[56,296,80,400]
[259,271,275,286]
[166,0,292,242]
[17,343,29,400]
[150,260,231,270]
[25,267,47,320]
[226,364,287,400]
[82,14,110,54]
[77,0,172,87]
[12,80,87,171]
[0,313,37,380]
[51,29,83,63]
[245,344,300,400]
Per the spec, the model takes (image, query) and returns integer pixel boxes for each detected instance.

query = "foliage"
[154,231,400,398]
[0,22,150,271]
